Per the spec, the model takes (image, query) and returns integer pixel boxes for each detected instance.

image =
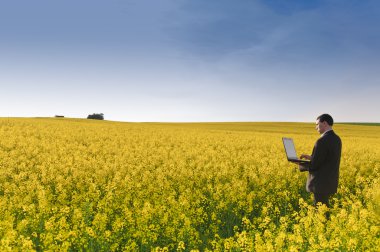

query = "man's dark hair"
[317,114,334,126]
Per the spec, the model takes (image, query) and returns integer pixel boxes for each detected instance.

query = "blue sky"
[1,0,379,122]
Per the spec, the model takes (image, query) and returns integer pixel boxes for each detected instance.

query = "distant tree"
[87,113,104,120]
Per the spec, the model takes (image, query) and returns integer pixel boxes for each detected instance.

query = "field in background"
[0,118,379,251]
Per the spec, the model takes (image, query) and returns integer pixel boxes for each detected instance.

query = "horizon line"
[0,116,379,125]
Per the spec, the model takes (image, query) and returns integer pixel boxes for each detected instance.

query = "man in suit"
[299,114,342,207]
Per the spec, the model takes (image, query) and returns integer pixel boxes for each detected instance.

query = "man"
[299,114,342,207]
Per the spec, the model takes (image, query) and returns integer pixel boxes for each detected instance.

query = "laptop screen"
[282,138,298,159]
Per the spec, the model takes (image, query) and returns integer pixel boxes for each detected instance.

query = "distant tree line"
[87,113,104,120]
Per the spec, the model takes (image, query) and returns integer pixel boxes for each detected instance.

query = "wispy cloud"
[0,0,379,121]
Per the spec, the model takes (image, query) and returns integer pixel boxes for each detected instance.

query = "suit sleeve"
[309,139,328,172]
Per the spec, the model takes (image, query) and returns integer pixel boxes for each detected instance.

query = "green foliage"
[87,113,104,120]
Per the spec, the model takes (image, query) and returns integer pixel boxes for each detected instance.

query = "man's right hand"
[300,154,311,160]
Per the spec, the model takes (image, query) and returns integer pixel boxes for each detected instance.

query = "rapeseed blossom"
[0,118,379,251]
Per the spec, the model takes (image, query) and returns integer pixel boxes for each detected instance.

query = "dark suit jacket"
[302,130,342,194]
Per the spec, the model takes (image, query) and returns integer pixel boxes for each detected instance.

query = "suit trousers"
[313,193,330,207]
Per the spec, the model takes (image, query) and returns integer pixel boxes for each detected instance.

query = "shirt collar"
[321,129,333,137]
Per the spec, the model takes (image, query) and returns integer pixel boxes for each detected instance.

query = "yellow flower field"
[0,118,379,251]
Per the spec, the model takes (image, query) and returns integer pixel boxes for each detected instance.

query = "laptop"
[282,137,311,164]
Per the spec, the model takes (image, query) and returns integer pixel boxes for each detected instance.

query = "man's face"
[315,119,327,134]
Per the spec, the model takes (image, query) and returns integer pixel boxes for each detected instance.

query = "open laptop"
[282,137,311,164]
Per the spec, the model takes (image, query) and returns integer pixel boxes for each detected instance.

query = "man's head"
[316,114,333,134]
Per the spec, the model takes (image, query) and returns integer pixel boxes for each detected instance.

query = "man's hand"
[300,154,311,160]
